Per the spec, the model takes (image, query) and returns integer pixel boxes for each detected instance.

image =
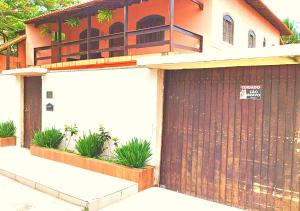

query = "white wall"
[207,0,281,53]
[42,67,160,166]
[0,75,23,146]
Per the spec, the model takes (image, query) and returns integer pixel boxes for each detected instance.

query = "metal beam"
[123,0,129,56]
[87,15,92,59]
[6,46,10,70]
[169,0,174,52]
[57,18,62,62]
[191,0,204,10]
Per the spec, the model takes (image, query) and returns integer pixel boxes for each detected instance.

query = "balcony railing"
[34,25,203,66]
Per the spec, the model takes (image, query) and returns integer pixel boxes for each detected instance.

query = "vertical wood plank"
[225,68,236,206]
[252,66,264,209]
[185,71,195,195]
[202,70,213,198]
[232,68,243,208]
[274,65,287,209]
[244,67,256,210]
[207,69,218,199]
[213,68,224,202]
[220,68,230,204]
[238,67,249,209]
[190,71,201,196]
[267,66,280,209]
[196,70,207,197]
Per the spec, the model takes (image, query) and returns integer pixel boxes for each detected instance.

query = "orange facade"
[0,40,26,71]
[26,0,210,65]
[25,0,282,66]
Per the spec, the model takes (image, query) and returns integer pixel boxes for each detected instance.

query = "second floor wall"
[24,0,283,66]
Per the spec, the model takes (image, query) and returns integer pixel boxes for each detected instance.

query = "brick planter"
[0,137,16,147]
[30,145,153,191]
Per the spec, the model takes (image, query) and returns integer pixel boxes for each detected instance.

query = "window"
[248,30,256,48]
[79,28,100,60]
[263,37,266,47]
[109,22,124,57]
[223,15,234,44]
[136,15,165,44]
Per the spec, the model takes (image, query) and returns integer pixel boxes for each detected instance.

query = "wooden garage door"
[160,65,300,210]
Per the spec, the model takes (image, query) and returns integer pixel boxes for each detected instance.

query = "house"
[0,0,298,210]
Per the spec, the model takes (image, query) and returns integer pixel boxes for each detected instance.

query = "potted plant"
[30,125,154,191]
[0,121,17,147]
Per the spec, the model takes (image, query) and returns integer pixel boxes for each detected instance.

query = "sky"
[262,0,300,28]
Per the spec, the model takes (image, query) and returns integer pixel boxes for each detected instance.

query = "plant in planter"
[76,125,118,158]
[97,9,113,23]
[64,124,78,151]
[76,132,106,158]
[114,138,152,168]
[39,25,52,37]
[0,121,16,138]
[0,121,16,147]
[65,18,80,28]
[32,128,64,149]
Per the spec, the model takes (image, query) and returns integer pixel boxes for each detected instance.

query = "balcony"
[34,24,203,65]
[24,0,204,67]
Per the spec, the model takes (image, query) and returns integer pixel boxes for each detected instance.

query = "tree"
[0,0,79,41]
[281,18,300,44]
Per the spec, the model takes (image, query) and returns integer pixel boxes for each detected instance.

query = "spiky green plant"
[32,128,64,148]
[0,121,16,138]
[114,138,152,168]
[76,132,106,158]
[65,18,80,28]
[96,9,113,23]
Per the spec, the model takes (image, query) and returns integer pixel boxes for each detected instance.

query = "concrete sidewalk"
[0,147,138,211]
[0,175,82,211]
[102,187,244,211]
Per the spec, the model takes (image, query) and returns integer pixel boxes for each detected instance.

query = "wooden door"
[24,77,42,148]
[160,66,300,210]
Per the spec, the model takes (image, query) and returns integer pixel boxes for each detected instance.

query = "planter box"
[0,137,16,147]
[30,145,153,191]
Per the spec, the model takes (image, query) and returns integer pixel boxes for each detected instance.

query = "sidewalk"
[103,187,244,211]
[0,175,81,211]
[0,147,138,211]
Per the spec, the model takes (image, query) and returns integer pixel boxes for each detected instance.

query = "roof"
[25,0,291,36]
[0,35,26,52]
[245,0,291,35]
[25,0,147,25]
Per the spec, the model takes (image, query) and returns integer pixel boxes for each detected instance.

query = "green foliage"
[282,18,300,44]
[51,32,66,42]
[64,123,78,149]
[96,9,113,23]
[75,132,106,158]
[65,18,80,28]
[114,138,152,168]
[0,0,79,40]
[32,128,64,148]
[0,121,16,138]
[39,25,51,37]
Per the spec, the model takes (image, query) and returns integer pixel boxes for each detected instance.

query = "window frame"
[136,15,165,44]
[248,30,256,48]
[223,15,234,45]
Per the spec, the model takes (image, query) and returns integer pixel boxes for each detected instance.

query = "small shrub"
[76,132,106,158]
[32,128,64,149]
[0,121,16,138]
[114,138,152,168]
